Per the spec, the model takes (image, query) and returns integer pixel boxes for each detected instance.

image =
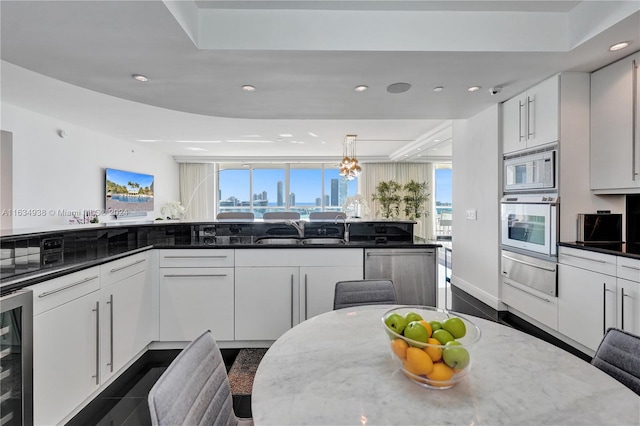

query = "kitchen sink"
[255,238,301,245]
[300,238,346,245]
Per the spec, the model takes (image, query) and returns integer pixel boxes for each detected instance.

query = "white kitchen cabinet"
[29,267,101,426]
[159,266,235,342]
[159,249,235,342]
[502,74,559,154]
[557,247,618,352]
[99,252,152,382]
[235,249,363,340]
[590,51,640,193]
[501,277,558,331]
[235,266,298,340]
[617,256,640,335]
[300,266,363,320]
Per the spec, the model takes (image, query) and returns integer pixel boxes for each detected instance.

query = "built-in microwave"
[504,150,556,192]
[501,194,559,258]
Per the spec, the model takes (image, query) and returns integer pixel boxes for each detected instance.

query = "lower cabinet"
[617,278,640,336]
[235,267,298,341]
[557,263,616,352]
[301,266,363,320]
[235,249,364,341]
[29,268,102,426]
[159,267,235,341]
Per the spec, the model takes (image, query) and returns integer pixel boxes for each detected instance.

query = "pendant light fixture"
[339,134,362,180]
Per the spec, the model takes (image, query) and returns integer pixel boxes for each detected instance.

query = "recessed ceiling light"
[132,74,149,82]
[136,139,162,142]
[433,86,444,92]
[417,148,422,151]
[308,132,318,137]
[279,133,293,138]
[432,148,439,151]
[609,41,630,51]
[241,134,261,138]
[176,140,221,143]
[387,83,412,94]
[185,147,207,151]
[321,141,326,144]
[226,139,274,143]
[433,139,441,142]
[468,86,481,92]
[354,85,368,92]
[241,85,256,92]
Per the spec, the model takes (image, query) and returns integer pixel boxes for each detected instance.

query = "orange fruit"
[423,338,443,362]
[405,347,434,375]
[426,362,454,385]
[418,320,433,338]
[391,338,409,359]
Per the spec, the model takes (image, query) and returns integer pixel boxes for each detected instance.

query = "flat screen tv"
[105,168,154,213]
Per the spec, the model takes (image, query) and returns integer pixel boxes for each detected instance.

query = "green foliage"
[372,180,402,219]
[403,180,430,220]
[371,179,430,220]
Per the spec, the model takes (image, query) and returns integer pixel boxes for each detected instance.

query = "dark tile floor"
[66,349,252,426]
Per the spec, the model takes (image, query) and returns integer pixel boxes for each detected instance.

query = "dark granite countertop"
[559,242,640,261]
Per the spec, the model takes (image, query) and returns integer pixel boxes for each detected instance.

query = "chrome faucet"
[285,220,305,238]
[334,215,350,242]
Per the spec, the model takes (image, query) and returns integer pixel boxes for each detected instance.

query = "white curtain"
[179,163,216,221]
[360,163,435,241]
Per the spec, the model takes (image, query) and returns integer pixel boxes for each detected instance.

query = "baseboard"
[450,274,505,310]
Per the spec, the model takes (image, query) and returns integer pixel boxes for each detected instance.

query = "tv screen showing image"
[105,168,154,213]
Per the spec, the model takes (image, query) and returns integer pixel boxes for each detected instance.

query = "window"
[435,165,452,239]
[218,165,250,213]
[217,163,358,219]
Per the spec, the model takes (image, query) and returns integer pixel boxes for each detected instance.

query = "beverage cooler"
[0,289,33,426]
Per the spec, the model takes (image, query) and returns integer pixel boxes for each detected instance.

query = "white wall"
[451,105,502,309]
[558,73,625,241]
[1,103,180,230]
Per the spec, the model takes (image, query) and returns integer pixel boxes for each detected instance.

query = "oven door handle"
[502,254,556,272]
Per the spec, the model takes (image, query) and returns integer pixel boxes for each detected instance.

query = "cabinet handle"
[621,263,640,271]
[92,301,100,385]
[502,254,556,272]
[291,274,295,328]
[527,96,534,138]
[163,274,228,278]
[621,288,626,331]
[304,274,308,321]
[503,280,551,303]
[632,60,638,180]
[366,251,434,257]
[562,252,606,263]
[603,284,615,335]
[518,100,525,141]
[109,258,145,273]
[106,294,114,373]
[38,275,99,298]
[163,255,228,259]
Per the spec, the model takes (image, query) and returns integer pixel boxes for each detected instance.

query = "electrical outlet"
[466,209,477,220]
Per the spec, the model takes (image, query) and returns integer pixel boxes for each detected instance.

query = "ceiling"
[1,1,639,164]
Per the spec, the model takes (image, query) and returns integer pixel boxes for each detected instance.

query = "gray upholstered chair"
[309,211,346,221]
[148,330,253,426]
[591,327,640,396]
[216,212,255,222]
[333,279,397,310]
[263,212,300,222]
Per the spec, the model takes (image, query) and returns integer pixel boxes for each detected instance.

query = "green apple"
[384,313,407,335]
[403,321,429,345]
[443,341,470,370]
[432,329,455,345]
[404,312,423,324]
[429,320,442,332]
[442,317,467,339]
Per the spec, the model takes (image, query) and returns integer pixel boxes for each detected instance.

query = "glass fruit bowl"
[381,306,481,389]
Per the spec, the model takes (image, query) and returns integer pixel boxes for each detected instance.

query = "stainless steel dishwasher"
[364,248,437,306]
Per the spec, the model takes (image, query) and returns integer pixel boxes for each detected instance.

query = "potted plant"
[403,180,430,220]
[372,180,402,219]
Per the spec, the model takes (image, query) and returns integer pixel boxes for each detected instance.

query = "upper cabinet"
[590,51,640,193]
[503,75,559,155]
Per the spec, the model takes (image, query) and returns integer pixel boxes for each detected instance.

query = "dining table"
[252,305,640,425]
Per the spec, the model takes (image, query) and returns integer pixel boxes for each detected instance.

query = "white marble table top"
[252,305,640,425]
